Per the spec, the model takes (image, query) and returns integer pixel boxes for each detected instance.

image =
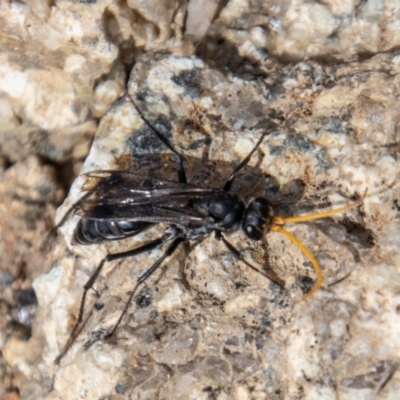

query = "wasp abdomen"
[75,219,152,244]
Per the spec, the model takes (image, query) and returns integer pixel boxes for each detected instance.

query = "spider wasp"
[55,94,365,363]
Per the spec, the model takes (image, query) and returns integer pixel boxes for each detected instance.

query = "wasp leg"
[214,231,285,287]
[126,93,187,184]
[223,132,267,191]
[55,236,166,364]
[42,191,93,250]
[106,236,184,338]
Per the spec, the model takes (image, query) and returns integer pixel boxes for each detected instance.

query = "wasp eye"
[245,224,263,240]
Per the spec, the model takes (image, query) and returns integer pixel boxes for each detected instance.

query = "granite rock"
[0,0,400,399]
[31,51,400,399]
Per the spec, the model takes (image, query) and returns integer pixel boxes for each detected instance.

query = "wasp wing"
[77,170,215,224]
[82,170,214,204]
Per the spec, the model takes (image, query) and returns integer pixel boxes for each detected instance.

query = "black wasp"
[55,94,364,363]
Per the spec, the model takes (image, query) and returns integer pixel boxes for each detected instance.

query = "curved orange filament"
[270,225,323,299]
[270,191,366,298]
[272,191,366,225]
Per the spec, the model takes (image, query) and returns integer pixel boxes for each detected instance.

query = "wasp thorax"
[193,192,244,230]
[242,197,273,240]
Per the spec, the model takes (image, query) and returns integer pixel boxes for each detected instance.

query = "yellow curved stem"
[270,225,324,299]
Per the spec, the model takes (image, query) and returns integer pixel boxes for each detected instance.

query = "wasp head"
[242,197,273,241]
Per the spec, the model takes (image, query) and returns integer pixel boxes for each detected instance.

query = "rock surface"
[34,52,400,399]
[0,155,62,399]
[0,0,399,399]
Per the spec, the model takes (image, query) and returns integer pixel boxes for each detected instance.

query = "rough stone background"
[0,1,400,400]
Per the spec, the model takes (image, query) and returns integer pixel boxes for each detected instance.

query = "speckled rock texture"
[0,155,62,399]
[0,0,400,400]
[31,52,400,400]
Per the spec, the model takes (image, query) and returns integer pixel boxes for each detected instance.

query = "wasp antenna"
[272,189,368,226]
[270,225,323,299]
